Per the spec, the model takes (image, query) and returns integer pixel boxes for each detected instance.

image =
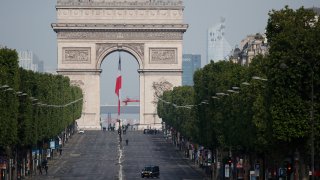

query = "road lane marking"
[69,153,80,157]
[118,141,123,180]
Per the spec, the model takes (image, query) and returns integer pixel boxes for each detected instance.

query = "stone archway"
[96,43,144,69]
[52,0,188,129]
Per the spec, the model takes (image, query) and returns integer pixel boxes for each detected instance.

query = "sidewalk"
[25,137,76,180]
[181,151,212,180]
[25,154,62,180]
[164,137,211,180]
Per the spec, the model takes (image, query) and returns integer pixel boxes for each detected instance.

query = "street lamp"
[0,84,9,89]
[201,101,209,105]
[227,89,239,94]
[252,76,268,81]
[212,96,220,99]
[242,82,250,86]
[216,92,227,96]
[4,88,13,92]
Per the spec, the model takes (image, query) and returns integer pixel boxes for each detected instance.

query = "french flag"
[115,53,122,116]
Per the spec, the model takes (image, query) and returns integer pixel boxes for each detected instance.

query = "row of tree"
[0,48,83,155]
[157,6,320,176]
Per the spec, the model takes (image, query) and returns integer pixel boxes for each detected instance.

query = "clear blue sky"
[0,0,319,110]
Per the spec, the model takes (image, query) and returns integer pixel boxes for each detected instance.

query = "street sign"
[50,140,55,149]
[225,164,230,178]
[279,168,287,177]
[255,163,260,176]
[47,149,51,158]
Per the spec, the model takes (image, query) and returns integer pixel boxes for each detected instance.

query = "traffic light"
[286,162,292,175]
[227,157,232,166]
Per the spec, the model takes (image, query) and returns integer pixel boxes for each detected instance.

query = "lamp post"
[252,76,268,81]
[310,64,315,180]
[280,61,317,180]
[30,97,39,176]
[299,61,316,180]
[17,92,27,179]
[118,118,122,142]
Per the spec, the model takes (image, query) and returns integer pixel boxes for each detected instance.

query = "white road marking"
[118,142,123,180]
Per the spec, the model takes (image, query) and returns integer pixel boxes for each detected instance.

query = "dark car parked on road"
[141,165,160,178]
[143,129,158,135]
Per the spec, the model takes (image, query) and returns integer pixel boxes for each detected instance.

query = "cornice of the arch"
[52,24,188,32]
[96,43,144,69]
[52,24,187,41]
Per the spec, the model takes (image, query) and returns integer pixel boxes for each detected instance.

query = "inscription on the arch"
[63,47,91,64]
[150,48,177,64]
[58,31,183,40]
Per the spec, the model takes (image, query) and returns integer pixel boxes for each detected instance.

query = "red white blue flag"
[115,53,122,115]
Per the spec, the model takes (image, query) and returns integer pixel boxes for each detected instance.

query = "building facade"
[230,33,268,66]
[207,18,232,64]
[230,7,319,66]
[182,54,201,86]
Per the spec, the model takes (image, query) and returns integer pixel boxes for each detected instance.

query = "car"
[78,129,85,134]
[141,165,160,178]
[143,129,158,135]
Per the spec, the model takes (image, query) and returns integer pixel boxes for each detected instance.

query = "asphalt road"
[33,130,206,180]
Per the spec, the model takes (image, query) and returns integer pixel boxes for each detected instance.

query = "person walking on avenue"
[44,164,48,175]
[125,139,129,145]
[59,148,62,155]
[38,164,42,175]
[42,158,48,175]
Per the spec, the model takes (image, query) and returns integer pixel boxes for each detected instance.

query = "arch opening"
[96,44,144,70]
[100,50,140,130]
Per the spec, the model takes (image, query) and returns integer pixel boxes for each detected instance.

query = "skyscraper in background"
[207,17,232,64]
[18,50,44,72]
[182,54,201,86]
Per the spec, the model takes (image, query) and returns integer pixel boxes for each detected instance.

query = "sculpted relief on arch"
[63,47,91,64]
[96,43,144,64]
[152,79,173,105]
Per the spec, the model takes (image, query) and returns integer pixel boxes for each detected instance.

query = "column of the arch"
[58,70,101,130]
[78,71,101,129]
[139,71,145,130]
[139,42,184,130]
[141,71,182,130]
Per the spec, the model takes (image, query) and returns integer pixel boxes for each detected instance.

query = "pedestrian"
[42,158,48,174]
[59,148,62,155]
[125,139,129,145]
[44,164,48,175]
[38,164,42,175]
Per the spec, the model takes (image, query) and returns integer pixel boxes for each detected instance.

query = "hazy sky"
[0,0,319,111]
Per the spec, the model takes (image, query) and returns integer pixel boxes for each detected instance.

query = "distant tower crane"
[122,97,140,105]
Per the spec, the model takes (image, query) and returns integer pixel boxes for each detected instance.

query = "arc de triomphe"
[52,0,188,129]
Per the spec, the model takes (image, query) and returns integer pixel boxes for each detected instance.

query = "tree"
[157,86,197,140]
[0,48,19,152]
[266,6,320,155]
[264,7,320,177]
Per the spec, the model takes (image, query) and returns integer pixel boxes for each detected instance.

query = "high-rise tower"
[207,17,232,64]
[182,54,201,86]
